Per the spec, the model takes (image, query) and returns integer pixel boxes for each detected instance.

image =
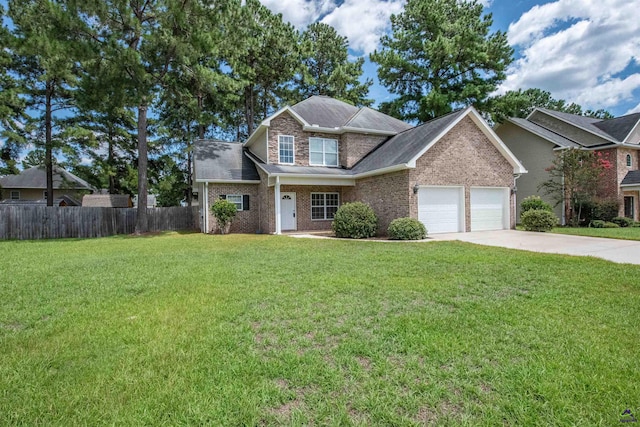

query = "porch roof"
[621,170,640,186]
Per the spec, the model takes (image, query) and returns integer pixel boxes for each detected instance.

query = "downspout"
[275,176,281,235]
[513,174,521,228]
[561,174,566,226]
[204,182,209,233]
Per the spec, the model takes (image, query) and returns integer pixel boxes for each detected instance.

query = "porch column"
[275,176,281,235]
[204,182,209,233]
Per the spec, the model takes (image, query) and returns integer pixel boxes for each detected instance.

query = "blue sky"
[261,0,640,117]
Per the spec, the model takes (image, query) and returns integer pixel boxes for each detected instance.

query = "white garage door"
[418,186,464,233]
[470,187,508,231]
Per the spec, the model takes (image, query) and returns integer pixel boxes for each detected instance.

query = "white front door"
[280,192,297,231]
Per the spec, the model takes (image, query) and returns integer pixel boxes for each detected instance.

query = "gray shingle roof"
[0,195,81,206]
[507,118,580,148]
[594,113,640,141]
[194,140,260,182]
[289,95,412,133]
[621,170,640,186]
[533,108,618,143]
[82,194,132,207]
[352,109,468,174]
[0,165,94,190]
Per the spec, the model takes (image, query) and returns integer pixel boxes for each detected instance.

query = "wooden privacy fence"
[0,206,200,240]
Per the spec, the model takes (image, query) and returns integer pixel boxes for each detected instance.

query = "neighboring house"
[495,108,640,223]
[82,194,133,208]
[0,165,94,203]
[194,96,526,235]
[0,195,81,207]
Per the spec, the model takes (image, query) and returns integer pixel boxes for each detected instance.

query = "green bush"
[332,202,377,238]
[591,200,619,222]
[387,217,427,240]
[603,221,620,228]
[211,198,237,234]
[521,209,557,232]
[589,220,605,228]
[633,222,640,228]
[611,216,633,227]
[520,195,552,214]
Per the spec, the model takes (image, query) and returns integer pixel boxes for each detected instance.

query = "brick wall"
[341,133,388,168]
[278,185,347,232]
[208,183,260,233]
[409,116,515,230]
[351,170,411,235]
[267,112,342,166]
[257,168,274,234]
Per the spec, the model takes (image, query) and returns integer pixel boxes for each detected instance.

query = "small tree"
[538,149,611,226]
[211,199,237,234]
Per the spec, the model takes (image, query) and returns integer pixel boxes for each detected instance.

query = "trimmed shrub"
[591,200,619,222]
[589,220,605,228]
[611,216,633,227]
[332,202,377,238]
[521,209,557,232]
[603,221,620,228]
[387,217,427,240]
[633,222,640,228]
[211,198,237,234]
[520,195,552,214]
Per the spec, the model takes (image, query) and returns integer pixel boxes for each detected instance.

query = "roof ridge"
[343,107,365,127]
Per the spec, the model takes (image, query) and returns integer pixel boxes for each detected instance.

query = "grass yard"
[551,226,640,241]
[1,233,639,426]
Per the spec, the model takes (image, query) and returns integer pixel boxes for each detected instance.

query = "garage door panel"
[418,187,463,233]
[471,188,507,231]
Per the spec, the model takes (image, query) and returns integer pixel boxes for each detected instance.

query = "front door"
[624,196,635,219]
[280,192,297,231]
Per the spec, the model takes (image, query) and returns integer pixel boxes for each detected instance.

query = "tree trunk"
[135,103,148,234]
[108,125,115,194]
[197,93,205,140]
[45,80,54,207]
[245,84,254,136]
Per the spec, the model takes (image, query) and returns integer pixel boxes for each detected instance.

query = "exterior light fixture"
[413,184,420,194]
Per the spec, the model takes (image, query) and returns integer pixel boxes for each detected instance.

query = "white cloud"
[258,0,334,28]
[626,103,640,115]
[321,0,405,55]
[501,0,640,112]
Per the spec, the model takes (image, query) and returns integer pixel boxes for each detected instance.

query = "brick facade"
[409,116,516,231]
[207,183,260,234]
[341,133,388,168]
[594,147,640,219]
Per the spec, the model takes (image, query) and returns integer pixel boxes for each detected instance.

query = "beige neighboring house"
[194,96,526,235]
[82,194,133,208]
[495,108,640,223]
[0,165,94,205]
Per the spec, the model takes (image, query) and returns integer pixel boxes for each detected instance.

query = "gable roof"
[621,170,640,186]
[0,165,94,191]
[0,195,81,206]
[246,96,412,147]
[524,108,640,147]
[504,118,580,148]
[352,107,527,176]
[82,194,132,208]
[193,140,260,183]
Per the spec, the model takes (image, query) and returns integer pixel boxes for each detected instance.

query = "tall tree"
[370,0,512,122]
[486,88,613,124]
[72,0,206,232]
[227,0,299,138]
[8,0,84,205]
[290,22,372,106]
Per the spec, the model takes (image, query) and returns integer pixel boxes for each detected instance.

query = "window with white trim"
[627,154,632,167]
[278,135,294,164]
[311,192,339,220]
[309,137,338,166]
[10,190,20,200]
[225,194,244,211]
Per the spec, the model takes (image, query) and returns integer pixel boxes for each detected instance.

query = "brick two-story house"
[495,108,640,223]
[194,96,526,235]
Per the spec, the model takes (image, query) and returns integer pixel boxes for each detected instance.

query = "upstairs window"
[627,154,632,167]
[309,137,338,167]
[279,135,295,164]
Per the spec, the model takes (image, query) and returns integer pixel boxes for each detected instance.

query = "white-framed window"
[225,194,244,211]
[278,135,295,164]
[311,192,339,220]
[10,190,20,200]
[627,154,632,167]
[309,137,338,167]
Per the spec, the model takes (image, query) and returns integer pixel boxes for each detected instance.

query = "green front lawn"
[1,233,639,425]
[551,226,640,240]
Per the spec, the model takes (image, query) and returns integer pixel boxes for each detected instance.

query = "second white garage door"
[470,187,509,231]
[417,186,464,233]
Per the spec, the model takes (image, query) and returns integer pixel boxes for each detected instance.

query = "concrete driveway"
[429,230,640,265]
